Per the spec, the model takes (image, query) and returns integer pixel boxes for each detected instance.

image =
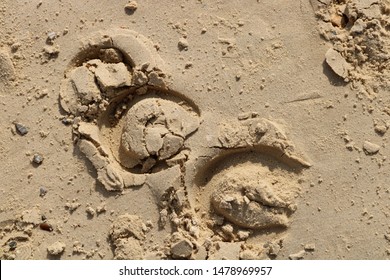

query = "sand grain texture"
[1,0,390,260]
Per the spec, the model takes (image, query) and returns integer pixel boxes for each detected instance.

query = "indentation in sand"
[60,29,200,191]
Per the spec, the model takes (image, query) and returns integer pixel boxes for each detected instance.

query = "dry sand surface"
[0,0,390,260]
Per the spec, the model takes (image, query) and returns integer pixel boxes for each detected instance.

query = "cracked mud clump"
[120,98,200,172]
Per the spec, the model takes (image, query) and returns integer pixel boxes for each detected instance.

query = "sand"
[0,0,390,260]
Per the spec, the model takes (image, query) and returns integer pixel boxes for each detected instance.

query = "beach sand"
[1,0,389,259]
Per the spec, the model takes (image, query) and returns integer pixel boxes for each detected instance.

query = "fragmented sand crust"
[315,0,390,94]
[59,29,200,192]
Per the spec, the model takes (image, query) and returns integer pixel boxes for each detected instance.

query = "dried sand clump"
[315,0,390,95]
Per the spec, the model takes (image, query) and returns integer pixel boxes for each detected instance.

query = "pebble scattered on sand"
[304,243,316,251]
[170,238,193,259]
[32,154,44,165]
[288,250,305,260]
[8,241,17,250]
[125,1,138,13]
[15,123,28,136]
[86,206,96,218]
[39,222,53,232]
[39,187,47,197]
[363,141,380,155]
[325,48,351,79]
[47,241,66,256]
[47,31,57,43]
[43,45,60,58]
[178,37,189,51]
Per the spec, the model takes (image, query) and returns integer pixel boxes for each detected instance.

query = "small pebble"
[43,45,60,57]
[86,206,96,218]
[363,141,380,155]
[185,62,193,69]
[65,202,81,213]
[33,154,44,165]
[268,243,281,257]
[15,123,28,136]
[96,204,106,214]
[178,37,189,51]
[289,250,305,260]
[125,1,138,13]
[61,118,73,125]
[8,241,17,250]
[304,243,316,251]
[47,31,56,41]
[39,187,47,197]
[374,124,387,135]
[170,239,193,259]
[47,241,66,256]
[40,222,53,232]
[237,230,250,240]
[11,42,21,52]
